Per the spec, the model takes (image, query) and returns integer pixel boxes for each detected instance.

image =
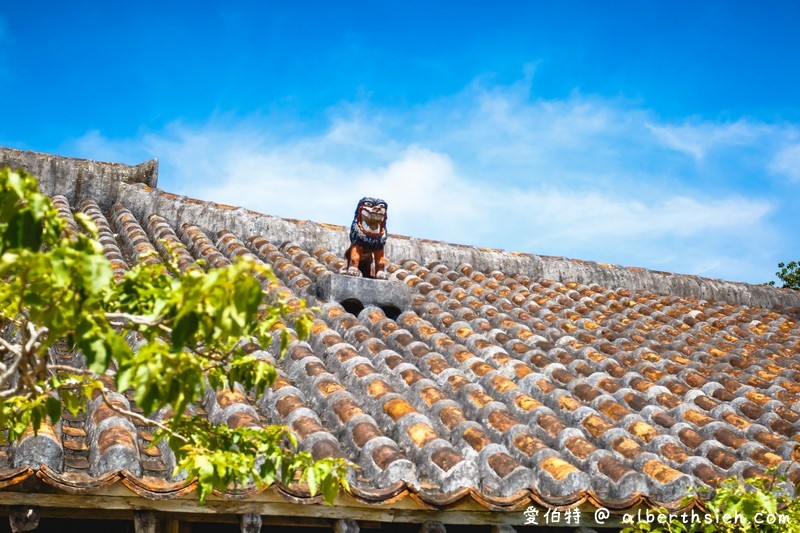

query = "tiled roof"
[2,147,800,522]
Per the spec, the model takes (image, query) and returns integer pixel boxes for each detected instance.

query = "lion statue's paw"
[376,271,388,280]
[344,266,363,277]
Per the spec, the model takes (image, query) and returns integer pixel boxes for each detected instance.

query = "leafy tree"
[621,454,800,533]
[768,261,800,290]
[0,167,349,503]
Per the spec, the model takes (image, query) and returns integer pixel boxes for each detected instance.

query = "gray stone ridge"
[316,274,413,312]
[0,146,158,189]
[3,146,799,311]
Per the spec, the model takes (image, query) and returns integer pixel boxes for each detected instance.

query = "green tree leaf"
[45,396,61,424]
[0,167,349,506]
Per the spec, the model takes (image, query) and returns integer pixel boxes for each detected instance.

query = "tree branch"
[46,365,188,444]
[97,386,188,444]
[106,312,167,329]
[23,321,47,355]
[48,364,93,376]
[0,381,23,399]
[0,337,25,392]
[0,336,22,358]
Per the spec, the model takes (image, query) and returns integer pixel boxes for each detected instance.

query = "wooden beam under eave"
[0,507,379,529]
[134,510,156,533]
[0,490,630,529]
[239,514,261,533]
[9,506,39,532]
[333,519,359,533]
[163,518,191,533]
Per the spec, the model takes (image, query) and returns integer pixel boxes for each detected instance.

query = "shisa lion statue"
[342,197,389,279]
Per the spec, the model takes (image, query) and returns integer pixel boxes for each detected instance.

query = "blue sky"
[1,2,799,285]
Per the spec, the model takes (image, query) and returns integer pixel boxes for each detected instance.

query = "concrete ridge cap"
[120,183,800,311]
[0,146,158,188]
[3,145,795,311]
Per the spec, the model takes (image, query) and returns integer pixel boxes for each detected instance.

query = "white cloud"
[67,79,795,284]
[770,143,800,182]
[646,120,765,161]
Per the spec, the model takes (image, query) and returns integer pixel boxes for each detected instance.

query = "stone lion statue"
[342,197,388,279]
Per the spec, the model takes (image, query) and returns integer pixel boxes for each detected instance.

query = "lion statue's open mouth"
[358,201,386,237]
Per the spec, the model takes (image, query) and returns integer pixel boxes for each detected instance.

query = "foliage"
[0,167,350,503]
[768,261,800,290]
[621,463,800,533]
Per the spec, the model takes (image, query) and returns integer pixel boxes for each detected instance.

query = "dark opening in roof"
[340,297,401,320]
[381,305,402,320]
[341,298,364,317]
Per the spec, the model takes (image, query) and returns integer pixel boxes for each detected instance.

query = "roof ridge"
[3,146,798,311]
[390,238,800,311]
[0,146,158,189]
